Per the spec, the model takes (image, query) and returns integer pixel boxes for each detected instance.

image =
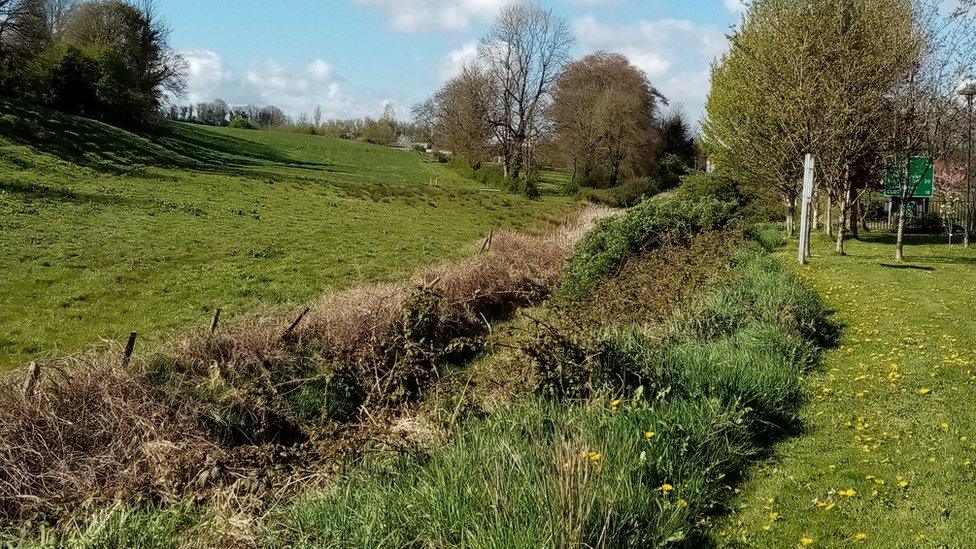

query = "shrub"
[228,116,256,130]
[559,194,738,302]
[582,176,661,208]
[0,356,215,523]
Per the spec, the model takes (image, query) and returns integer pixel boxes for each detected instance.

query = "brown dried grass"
[0,349,216,524]
[0,204,615,527]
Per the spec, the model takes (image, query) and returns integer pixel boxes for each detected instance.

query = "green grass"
[0,100,572,369]
[714,233,976,547]
[265,233,831,548]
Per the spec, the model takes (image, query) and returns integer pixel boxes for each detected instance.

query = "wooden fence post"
[282,308,310,341]
[480,230,494,253]
[122,332,137,368]
[23,362,40,399]
[208,308,222,339]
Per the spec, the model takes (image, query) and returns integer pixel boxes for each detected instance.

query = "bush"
[558,193,738,302]
[582,176,661,208]
[228,116,256,130]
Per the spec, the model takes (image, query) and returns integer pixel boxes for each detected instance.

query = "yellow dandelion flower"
[769,512,780,521]
[800,536,814,546]
[838,488,857,497]
[588,452,602,463]
[661,483,674,493]
[917,387,932,395]
[645,431,656,440]
[676,498,688,508]
[855,532,868,541]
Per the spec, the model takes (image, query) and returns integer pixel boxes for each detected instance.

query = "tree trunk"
[836,188,850,256]
[812,195,820,231]
[896,198,906,261]
[826,193,834,237]
[785,196,796,237]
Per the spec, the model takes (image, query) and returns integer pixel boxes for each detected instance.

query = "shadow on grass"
[879,263,935,271]
[0,99,333,178]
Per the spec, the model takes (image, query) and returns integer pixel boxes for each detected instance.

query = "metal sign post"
[798,154,815,266]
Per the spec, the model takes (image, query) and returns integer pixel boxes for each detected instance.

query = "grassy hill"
[0,100,572,370]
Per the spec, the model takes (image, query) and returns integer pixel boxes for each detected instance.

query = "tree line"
[704,0,976,260]
[0,0,185,126]
[413,3,697,197]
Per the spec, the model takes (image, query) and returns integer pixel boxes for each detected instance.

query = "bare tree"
[888,0,976,260]
[414,66,493,164]
[314,104,322,128]
[479,3,574,180]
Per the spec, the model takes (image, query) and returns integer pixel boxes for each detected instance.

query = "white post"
[799,153,815,266]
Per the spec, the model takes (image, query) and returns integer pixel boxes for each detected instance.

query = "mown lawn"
[714,233,976,547]
[0,101,572,370]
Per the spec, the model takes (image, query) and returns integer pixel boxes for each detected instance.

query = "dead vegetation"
[0,205,614,531]
[0,350,215,525]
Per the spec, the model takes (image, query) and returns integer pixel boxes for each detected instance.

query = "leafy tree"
[703,0,918,255]
[553,52,660,188]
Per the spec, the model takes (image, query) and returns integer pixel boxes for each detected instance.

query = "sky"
[160,0,747,125]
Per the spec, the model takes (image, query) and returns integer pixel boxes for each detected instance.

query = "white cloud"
[724,0,747,13]
[440,41,479,81]
[178,51,395,120]
[572,15,730,125]
[353,0,511,32]
[182,50,234,104]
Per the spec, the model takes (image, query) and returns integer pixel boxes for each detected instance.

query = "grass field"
[714,233,976,547]
[0,100,572,370]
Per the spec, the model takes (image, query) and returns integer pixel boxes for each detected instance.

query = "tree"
[552,52,660,188]
[413,66,493,164]
[58,0,186,123]
[479,3,574,180]
[314,104,322,128]
[196,98,228,126]
[657,109,697,188]
[887,0,976,260]
[703,0,918,255]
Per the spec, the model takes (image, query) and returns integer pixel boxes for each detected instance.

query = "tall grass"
[270,233,834,547]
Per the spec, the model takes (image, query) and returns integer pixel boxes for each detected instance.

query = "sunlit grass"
[0,100,572,369]
[713,232,976,547]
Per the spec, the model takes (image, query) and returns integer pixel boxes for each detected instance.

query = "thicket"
[271,214,833,548]
[0,0,185,126]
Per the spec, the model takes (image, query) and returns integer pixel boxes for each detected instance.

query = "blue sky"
[161,0,745,123]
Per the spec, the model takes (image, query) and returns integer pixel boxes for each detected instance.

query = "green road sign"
[884,157,934,198]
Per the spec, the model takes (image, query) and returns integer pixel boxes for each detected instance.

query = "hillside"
[0,101,572,369]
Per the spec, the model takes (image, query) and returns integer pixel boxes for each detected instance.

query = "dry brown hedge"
[0,351,216,525]
[0,205,614,527]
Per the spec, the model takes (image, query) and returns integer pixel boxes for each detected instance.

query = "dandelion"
[587,452,602,463]
[644,431,656,440]
[855,532,869,541]
[917,387,932,395]
[838,488,857,497]
[676,498,688,508]
[897,477,909,488]
[610,399,621,411]
[769,512,780,521]
[800,536,814,546]
[661,483,673,493]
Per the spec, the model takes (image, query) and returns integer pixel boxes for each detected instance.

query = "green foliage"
[274,231,833,547]
[0,99,572,369]
[227,116,256,129]
[559,193,737,301]
[275,398,751,548]
[581,176,661,208]
[17,503,202,549]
